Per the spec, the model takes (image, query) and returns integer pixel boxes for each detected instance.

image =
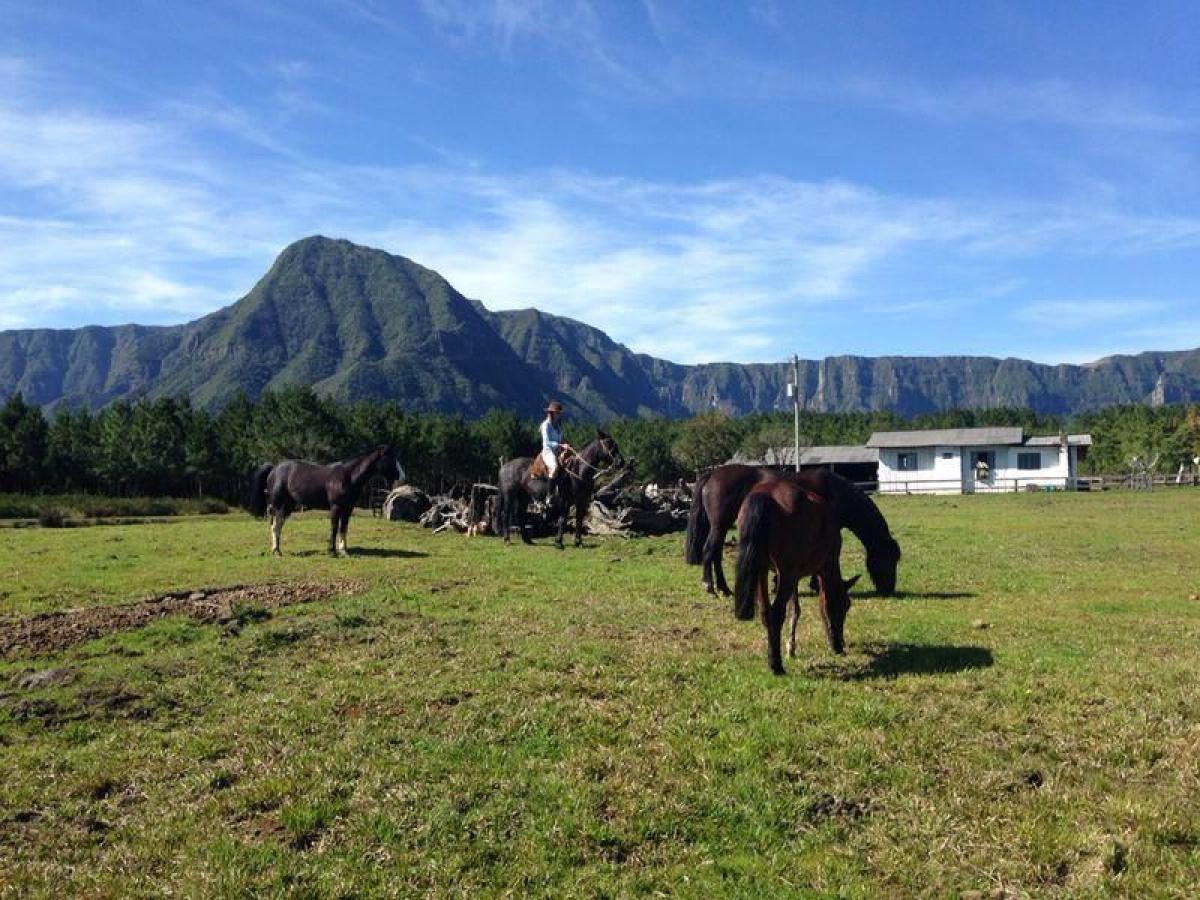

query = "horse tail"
[247,464,273,517]
[733,491,772,621]
[683,471,712,564]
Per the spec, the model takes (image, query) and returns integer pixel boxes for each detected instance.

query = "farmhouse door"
[966,450,996,492]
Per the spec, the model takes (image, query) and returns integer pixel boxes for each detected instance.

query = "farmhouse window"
[897,452,919,471]
[942,452,954,459]
[1017,452,1041,470]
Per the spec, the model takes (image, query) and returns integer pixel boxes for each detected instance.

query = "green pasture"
[2,491,1199,897]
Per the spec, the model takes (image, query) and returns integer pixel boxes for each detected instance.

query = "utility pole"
[791,354,801,472]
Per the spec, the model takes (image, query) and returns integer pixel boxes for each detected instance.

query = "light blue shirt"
[540,417,562,453]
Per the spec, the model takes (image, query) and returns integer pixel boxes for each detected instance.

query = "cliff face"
[3,236,1199,417]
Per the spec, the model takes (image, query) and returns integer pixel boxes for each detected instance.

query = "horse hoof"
[702,581,715,595]
[770,663,786,676]
[272,550,282,558]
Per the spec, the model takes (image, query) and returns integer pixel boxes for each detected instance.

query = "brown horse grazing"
[733,480,859,675]
[685,464,900,597]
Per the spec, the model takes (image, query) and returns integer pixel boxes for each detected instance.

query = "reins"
[563,443,621,481]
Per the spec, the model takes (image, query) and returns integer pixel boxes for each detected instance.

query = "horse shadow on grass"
[289,548,428,559]
[808,642,994,681]
[842,589,977,601]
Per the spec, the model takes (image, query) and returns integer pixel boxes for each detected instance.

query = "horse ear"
[843,574,861,591]
[596,428,610,439]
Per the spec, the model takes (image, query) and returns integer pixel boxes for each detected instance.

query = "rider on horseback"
[540,401,573,488]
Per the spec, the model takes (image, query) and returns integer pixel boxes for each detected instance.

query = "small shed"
[731,445,879,484]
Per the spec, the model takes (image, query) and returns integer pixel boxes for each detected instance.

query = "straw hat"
[545,401,565,414]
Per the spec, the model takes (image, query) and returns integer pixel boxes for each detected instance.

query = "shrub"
[38,507,68,528]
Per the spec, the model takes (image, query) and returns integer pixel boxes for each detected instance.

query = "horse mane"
[798,470,891,550]
[339,445,388,474]
[575,436,606,466]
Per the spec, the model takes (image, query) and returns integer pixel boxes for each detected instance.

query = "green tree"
[671,413,743,476]
[474,408,533,469]
[46,407,98,492]
[603,418,682,483]
[0,393,49,492]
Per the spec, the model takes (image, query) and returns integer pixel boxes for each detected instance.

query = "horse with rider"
[496,401,625,549]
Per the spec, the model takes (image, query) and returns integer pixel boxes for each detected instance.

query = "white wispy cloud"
[1016,299,1169,326]
[2,52,1199,362]
[840,76,1196,134]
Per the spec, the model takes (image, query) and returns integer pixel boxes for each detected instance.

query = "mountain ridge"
[3,235,1200,417]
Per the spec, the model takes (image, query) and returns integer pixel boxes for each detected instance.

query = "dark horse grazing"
[247,446,405,556]
[734,480,859,674]
[685,464,900,597]
[497,430,625,549]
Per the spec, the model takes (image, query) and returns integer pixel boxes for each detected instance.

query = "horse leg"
[500,494,511,544]
[554,497,567,550]
[519,500,534,545]
[338,511,350,556]
[714,547,734,597]
[787,585,801,658]
[269,508,284,557]
[574,496,586,548]
[328,508,341,556]
[766,574,797,675]
[700,526,723,595]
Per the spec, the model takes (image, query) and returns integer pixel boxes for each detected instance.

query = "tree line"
[2,388,1199,500]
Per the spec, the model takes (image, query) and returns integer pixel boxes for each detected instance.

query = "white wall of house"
[878,443,1074,494]
[877,445,962,493]
[971,444,1071,492]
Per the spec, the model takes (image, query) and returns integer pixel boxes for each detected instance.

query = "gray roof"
[731,445,878,467]
[867,427,1025,448]
[1025,434,1093,447]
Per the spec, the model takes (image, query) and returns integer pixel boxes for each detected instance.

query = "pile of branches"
[586,477,693,537]
[394,464,694,538]
[416,483,499,535]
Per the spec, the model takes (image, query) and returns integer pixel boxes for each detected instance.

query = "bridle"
[563,438,623,481]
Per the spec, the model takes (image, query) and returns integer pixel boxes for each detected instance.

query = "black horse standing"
[497,431,625,549]
[248,446,405,556]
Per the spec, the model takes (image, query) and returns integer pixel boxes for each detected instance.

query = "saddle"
[527,447,575,484]
[528,455,551,481]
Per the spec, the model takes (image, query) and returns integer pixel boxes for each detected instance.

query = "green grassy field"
[2,492,1199,898]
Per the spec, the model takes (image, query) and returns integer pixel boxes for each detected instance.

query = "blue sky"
[2,1,1198,365]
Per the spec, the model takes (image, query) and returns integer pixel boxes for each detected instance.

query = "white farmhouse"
[867,427,1092,494]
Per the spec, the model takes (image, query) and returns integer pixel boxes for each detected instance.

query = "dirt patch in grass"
[0,580,366,659]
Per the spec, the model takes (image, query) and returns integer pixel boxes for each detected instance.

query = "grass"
[1,492,1199,897]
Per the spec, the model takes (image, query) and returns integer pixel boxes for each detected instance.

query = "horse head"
[866,535,901,596]
[380,446,407,485]
[594,429,626,469]
[822,573,860,654]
